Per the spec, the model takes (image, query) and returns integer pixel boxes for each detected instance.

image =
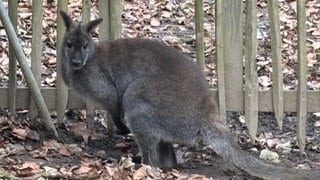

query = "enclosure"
[0,0,319,179]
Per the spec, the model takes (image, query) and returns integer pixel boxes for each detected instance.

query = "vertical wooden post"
[268,0,284,130]
[99,0,121,133]
[82,0,91,23]
[29,0,43,121]
[223,0,244,111]
[8,0,18,120]
[99,0,113,133]
[195,0,205,72]
[82,0,96,129]
[56,0,68,125]
[296,0,307,152]
[99,0,110,40]
[244,0,258,142]
[109,0,121,40]
[0,1,57,137]
[215,0,226,119]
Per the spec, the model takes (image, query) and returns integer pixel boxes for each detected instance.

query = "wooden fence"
[0,0,318,151]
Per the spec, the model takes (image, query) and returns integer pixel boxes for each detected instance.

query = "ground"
[0,0,320,179]
[0,109,319,179]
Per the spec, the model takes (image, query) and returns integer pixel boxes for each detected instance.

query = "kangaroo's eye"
[83,43,88,49]
[66,41,73,48]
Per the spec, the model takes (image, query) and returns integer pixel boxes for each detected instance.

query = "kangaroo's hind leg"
[158,141,177,168]
[126,113,177,168]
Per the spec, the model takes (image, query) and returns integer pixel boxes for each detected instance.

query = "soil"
[1,109,319,179]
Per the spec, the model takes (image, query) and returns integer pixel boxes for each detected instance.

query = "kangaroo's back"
[96,38,205,80]
[94,38,210,100]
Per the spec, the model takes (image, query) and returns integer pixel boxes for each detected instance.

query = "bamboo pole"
[29,0,43,121]
[244,0,258,142]
[56,0,68,125]
[8,0,18,120]
[195,0,205,72]
[268,0,284,130]
[296,0,307,152]
[215,0,226,119]
[0,0,58,137]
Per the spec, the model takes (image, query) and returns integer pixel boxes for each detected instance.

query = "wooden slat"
[82,0,96,129]
[98,0,110,40]
[296,0,307,152]
[100,0,122,133]
[56,0,68,124]
[109,0,121,40]
[244,0,258,142]
[0,88,85,110]
[215,0,226,119]
[82,0,91,23]
[2,88,320,113]
[8,0,18,120]
[29,0,43,120]
[195,0,205,72]
[0,1,57,136]
[223,0,244,112]
[268,0,284,130]
[98,0,113,133]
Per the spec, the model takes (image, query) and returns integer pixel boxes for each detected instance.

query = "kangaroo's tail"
[203,121,320,180]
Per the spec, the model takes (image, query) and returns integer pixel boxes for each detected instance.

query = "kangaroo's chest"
[70,69,118,103]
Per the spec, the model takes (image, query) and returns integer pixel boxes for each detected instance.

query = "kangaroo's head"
[60,11,103,70]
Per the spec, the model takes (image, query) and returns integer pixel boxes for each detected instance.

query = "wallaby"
[59,11,320,179]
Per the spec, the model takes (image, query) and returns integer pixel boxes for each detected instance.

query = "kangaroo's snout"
[71,58,83,69]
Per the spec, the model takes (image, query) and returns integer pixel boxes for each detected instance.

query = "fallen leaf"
[74,165,92,174]
[258,75,272,87]
[133,166,149,180]
[150,18,160,27]
[105,166,117,177]
[59,145,71,156]
[43,166,62,177]
[70,122,103,143]
[313,112,320,117]
[259,149,279,162]
[43,140,63,151]
[11,128,28,140]
[114,142,130,149]
[0,116,8,125]
[64,144,83,154]
[266,138,281,148]
[188,174,209,180]
[312,41,320,49]
[238,115,246,124]
[314,121,320,127]
[119,156,135,169]
[26,129,40,141]
[20,161,40,170]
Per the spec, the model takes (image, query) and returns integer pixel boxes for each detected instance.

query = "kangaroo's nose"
[72,59,82,65]
[71,59,83,70]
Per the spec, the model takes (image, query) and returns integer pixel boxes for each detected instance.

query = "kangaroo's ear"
[59,10,74,31]
[84,18,103,33]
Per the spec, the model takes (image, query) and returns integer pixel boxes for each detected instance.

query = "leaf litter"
[0,0,320,179]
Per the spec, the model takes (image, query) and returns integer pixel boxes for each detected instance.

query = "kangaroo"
[59,11,320,179]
